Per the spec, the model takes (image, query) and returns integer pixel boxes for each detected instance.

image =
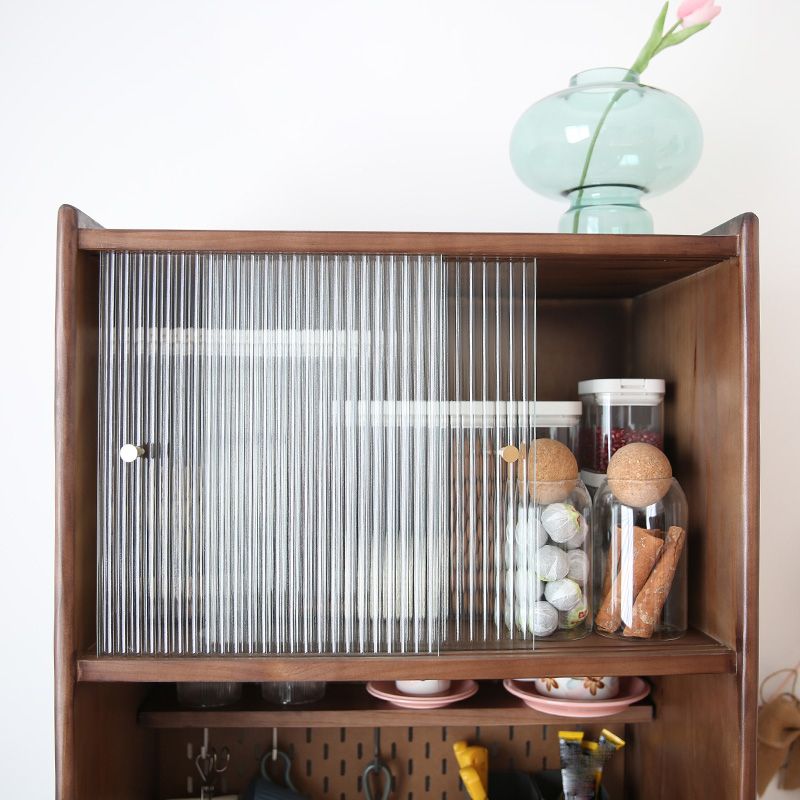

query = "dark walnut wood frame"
[55,205,759,799]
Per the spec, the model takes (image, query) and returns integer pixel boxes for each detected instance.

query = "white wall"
[1,1,797,796]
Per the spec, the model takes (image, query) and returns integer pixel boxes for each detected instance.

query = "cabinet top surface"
[77,226,737,259]
[74,227,741,299]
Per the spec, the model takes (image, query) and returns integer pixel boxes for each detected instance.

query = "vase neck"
[566,186,646,206]
[569,67,640,87]
[561,186,653,234]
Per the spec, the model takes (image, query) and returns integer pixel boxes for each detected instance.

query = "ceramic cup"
[394,680,452,696]
[532,676,619,701]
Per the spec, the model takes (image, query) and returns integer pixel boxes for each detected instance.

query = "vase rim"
[569,67,641,86]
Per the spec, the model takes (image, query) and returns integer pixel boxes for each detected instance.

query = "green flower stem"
[570,81,631,233]
[570,19,682,234]
[658,20,682,48]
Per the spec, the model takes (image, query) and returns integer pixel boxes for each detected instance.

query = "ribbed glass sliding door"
[97,251,536,655]
[449,258,537,647]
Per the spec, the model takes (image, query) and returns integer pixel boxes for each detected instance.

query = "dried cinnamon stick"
[623,525,686,638]
[601,526,621,598]
[595,526,663,633]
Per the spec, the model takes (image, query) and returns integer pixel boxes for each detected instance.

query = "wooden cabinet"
[55,205,759,799]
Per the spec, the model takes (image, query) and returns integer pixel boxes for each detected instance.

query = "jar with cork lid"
[503,438,593,641]
[592,443,688,641]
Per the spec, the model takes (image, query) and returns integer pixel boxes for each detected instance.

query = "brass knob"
[499,445,520,464]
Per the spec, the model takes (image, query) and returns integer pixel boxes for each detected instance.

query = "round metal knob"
[119,444,145,463]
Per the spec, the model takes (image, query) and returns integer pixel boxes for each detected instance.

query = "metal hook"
[214,747,230,774]
[362,728,392,800]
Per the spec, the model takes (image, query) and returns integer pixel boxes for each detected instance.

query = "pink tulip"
[677,0,721,26]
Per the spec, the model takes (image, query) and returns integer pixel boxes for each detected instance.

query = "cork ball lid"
[607,442,671,481]
[525,438,579,483]
[607,443,672,507]
[517,439,578,504]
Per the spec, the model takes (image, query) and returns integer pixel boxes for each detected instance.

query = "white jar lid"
[531,401,582,427]
[332,400,582,428]
[450,400,581,428]
[578,378,664,406]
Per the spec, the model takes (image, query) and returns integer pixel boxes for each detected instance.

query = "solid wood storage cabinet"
[55,206,759,799]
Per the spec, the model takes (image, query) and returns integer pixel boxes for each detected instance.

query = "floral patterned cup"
[532,676,620,701]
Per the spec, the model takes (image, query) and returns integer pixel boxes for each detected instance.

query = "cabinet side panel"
[630,217,758,797]
[56,205,101,800]
[706,214,760,800]
[74,684,155,799]
[633,258,746,647]
[626,674,740,798]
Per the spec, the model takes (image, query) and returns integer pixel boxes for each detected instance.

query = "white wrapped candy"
[566,549,590,584]
[535,544,569,582]
[530,600,559,636]
[564,515,588,550]
[504,536,541,573]
[518,569,544,604]
[514,505,549,549]
[503,569,544,632]
[503,594,517,631]
[506,508,546,568]
[544,578,582,611]
[558,595,589,629]
[541,503,585,544]
[504,568,543,602]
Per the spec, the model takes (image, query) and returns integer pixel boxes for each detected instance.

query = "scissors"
[195,743,230,799]
[362,728,392,800]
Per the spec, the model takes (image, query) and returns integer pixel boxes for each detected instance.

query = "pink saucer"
[503,676,650,718]
[366,680,478,709]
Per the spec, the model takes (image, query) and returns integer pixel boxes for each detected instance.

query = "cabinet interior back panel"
[97,252,537,655]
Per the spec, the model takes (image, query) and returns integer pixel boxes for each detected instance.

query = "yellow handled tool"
[459,765,488,800]
[453,740,489,798]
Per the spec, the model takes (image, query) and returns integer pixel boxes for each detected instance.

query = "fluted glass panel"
[448,258,538,646]
[97,252,537,655]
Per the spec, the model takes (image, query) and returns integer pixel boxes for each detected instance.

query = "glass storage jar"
[532,401,582,458]
[578,379,665,488]
[593,476,688,640]
[504,475,593,641]
[176,682,242,708]
[261,681,326,705]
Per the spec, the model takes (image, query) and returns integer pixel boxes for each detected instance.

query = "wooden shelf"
[76,228,739,299]
[138,681,654,729]
[78,629,734,683]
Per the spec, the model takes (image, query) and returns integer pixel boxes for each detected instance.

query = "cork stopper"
[607,442,672,507]
[520,438,578,504]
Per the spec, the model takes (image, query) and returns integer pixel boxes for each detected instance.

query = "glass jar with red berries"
[578,379,665,493]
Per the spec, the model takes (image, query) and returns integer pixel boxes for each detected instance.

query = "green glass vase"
[509,68,703,234]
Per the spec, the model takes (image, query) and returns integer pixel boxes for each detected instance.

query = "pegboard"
[157,723,626,798]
